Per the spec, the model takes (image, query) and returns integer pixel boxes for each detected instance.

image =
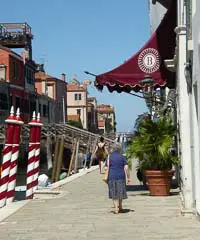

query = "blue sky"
[1,0,149,132]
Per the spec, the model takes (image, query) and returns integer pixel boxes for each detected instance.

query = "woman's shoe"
[118,205,123,213]
[114,208,119,214]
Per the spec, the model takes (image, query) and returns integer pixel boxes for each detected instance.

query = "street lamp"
[140,75,154,115]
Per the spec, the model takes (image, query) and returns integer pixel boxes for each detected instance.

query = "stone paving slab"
[0,166,200,239]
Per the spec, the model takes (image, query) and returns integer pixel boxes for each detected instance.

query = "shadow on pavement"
[119,209,135,214]
[110,209,135,214]
[126,184,148,191]
[170,191,180,196]
[133,192,150,196]
[14,190,26,201]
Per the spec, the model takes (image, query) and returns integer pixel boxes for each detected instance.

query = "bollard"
[32,113,43,192]
[89,137,98,168]
[46,133,53,171]
[55,137,64,182]
[6,108,24,204]
[26,111,37,199]
[51,138,60,183]
[74,139,80,173]
[67,138,77,177]
[0,106,16,208]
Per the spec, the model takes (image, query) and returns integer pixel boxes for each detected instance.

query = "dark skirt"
[108,179,127,200]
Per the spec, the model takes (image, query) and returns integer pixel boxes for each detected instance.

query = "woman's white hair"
[111,142,122,153]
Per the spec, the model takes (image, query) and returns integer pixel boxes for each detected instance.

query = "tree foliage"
[68,120,83,129]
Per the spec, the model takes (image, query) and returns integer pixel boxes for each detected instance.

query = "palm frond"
[126,114,178,170]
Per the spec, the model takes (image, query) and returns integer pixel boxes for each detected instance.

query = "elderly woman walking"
[106,142,130,214]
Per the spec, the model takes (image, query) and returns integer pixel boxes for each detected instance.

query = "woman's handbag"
[103,168,109,183]
[103,155,109,183]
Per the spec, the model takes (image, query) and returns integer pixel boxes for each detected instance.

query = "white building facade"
[191,0,200,213]
[149,0,200,215]
[67,81,88,130]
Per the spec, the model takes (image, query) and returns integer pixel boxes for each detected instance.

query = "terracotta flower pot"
[144,170,175,196]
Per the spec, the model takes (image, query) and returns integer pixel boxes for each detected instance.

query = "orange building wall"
[35,81,43,95]
[0,49,9,80]
[0,48,24,87]
[9,55,24,87]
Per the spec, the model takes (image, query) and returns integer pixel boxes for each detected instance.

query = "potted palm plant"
[127,113,178,196]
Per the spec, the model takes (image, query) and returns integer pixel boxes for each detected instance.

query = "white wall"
[192,0,200,213]
[67,91,86,106]
[176,0,195,211]
[193,0,200,83]
[67,90,88,129]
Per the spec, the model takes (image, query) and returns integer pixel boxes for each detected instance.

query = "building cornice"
[165,25,187,72]
[10,84,24,90]
[67,105,87,108]
[164,57,177,72]
[67,89,86,93]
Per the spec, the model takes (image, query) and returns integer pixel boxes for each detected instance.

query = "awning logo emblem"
[138,48,160,73]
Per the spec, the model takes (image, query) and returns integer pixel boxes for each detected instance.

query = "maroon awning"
[95,1,176,93]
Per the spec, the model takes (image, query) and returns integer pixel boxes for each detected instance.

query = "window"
[25,67,34,84]
[13,62,19,80]
[30,101,36,114]
[9,95,13,108]
[43,104,47,117]
[11,61,14,79]
[77,109,81,116]
[15,96,20,109]
[24,99,30,113]
[20,99,24,113]
[0,66,6,81]
[47,85,53,98]
[39,103,41,113]
[47,102,50,119]
[74,93,81,101]
[0,93,8,110]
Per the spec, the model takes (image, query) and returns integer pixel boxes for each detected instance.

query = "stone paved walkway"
[0,167,200,240]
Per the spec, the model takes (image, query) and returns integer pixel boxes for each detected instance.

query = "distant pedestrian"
[94,136,108,174]
[85,151,91,168]
[78,152,85,169]
[106,142,130,214]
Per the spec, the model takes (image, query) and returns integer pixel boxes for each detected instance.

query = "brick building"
[87,97,98,133]
[35,67,67,123]
[0,45,24,87]
[0,46,56,123]
[96,104,116,135]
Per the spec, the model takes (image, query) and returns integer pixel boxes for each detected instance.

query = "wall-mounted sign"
[138,48,160,73]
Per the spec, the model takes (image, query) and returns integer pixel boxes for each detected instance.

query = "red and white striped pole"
[6,108,24,204]
[32,113,43,192]
[0,107,16,208]
[26,111,37,199]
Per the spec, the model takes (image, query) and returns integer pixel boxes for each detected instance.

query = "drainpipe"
[62,96,66,124]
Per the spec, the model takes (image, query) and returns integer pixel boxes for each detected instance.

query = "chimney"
[61,73,66,82]
[36,64,45,72]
